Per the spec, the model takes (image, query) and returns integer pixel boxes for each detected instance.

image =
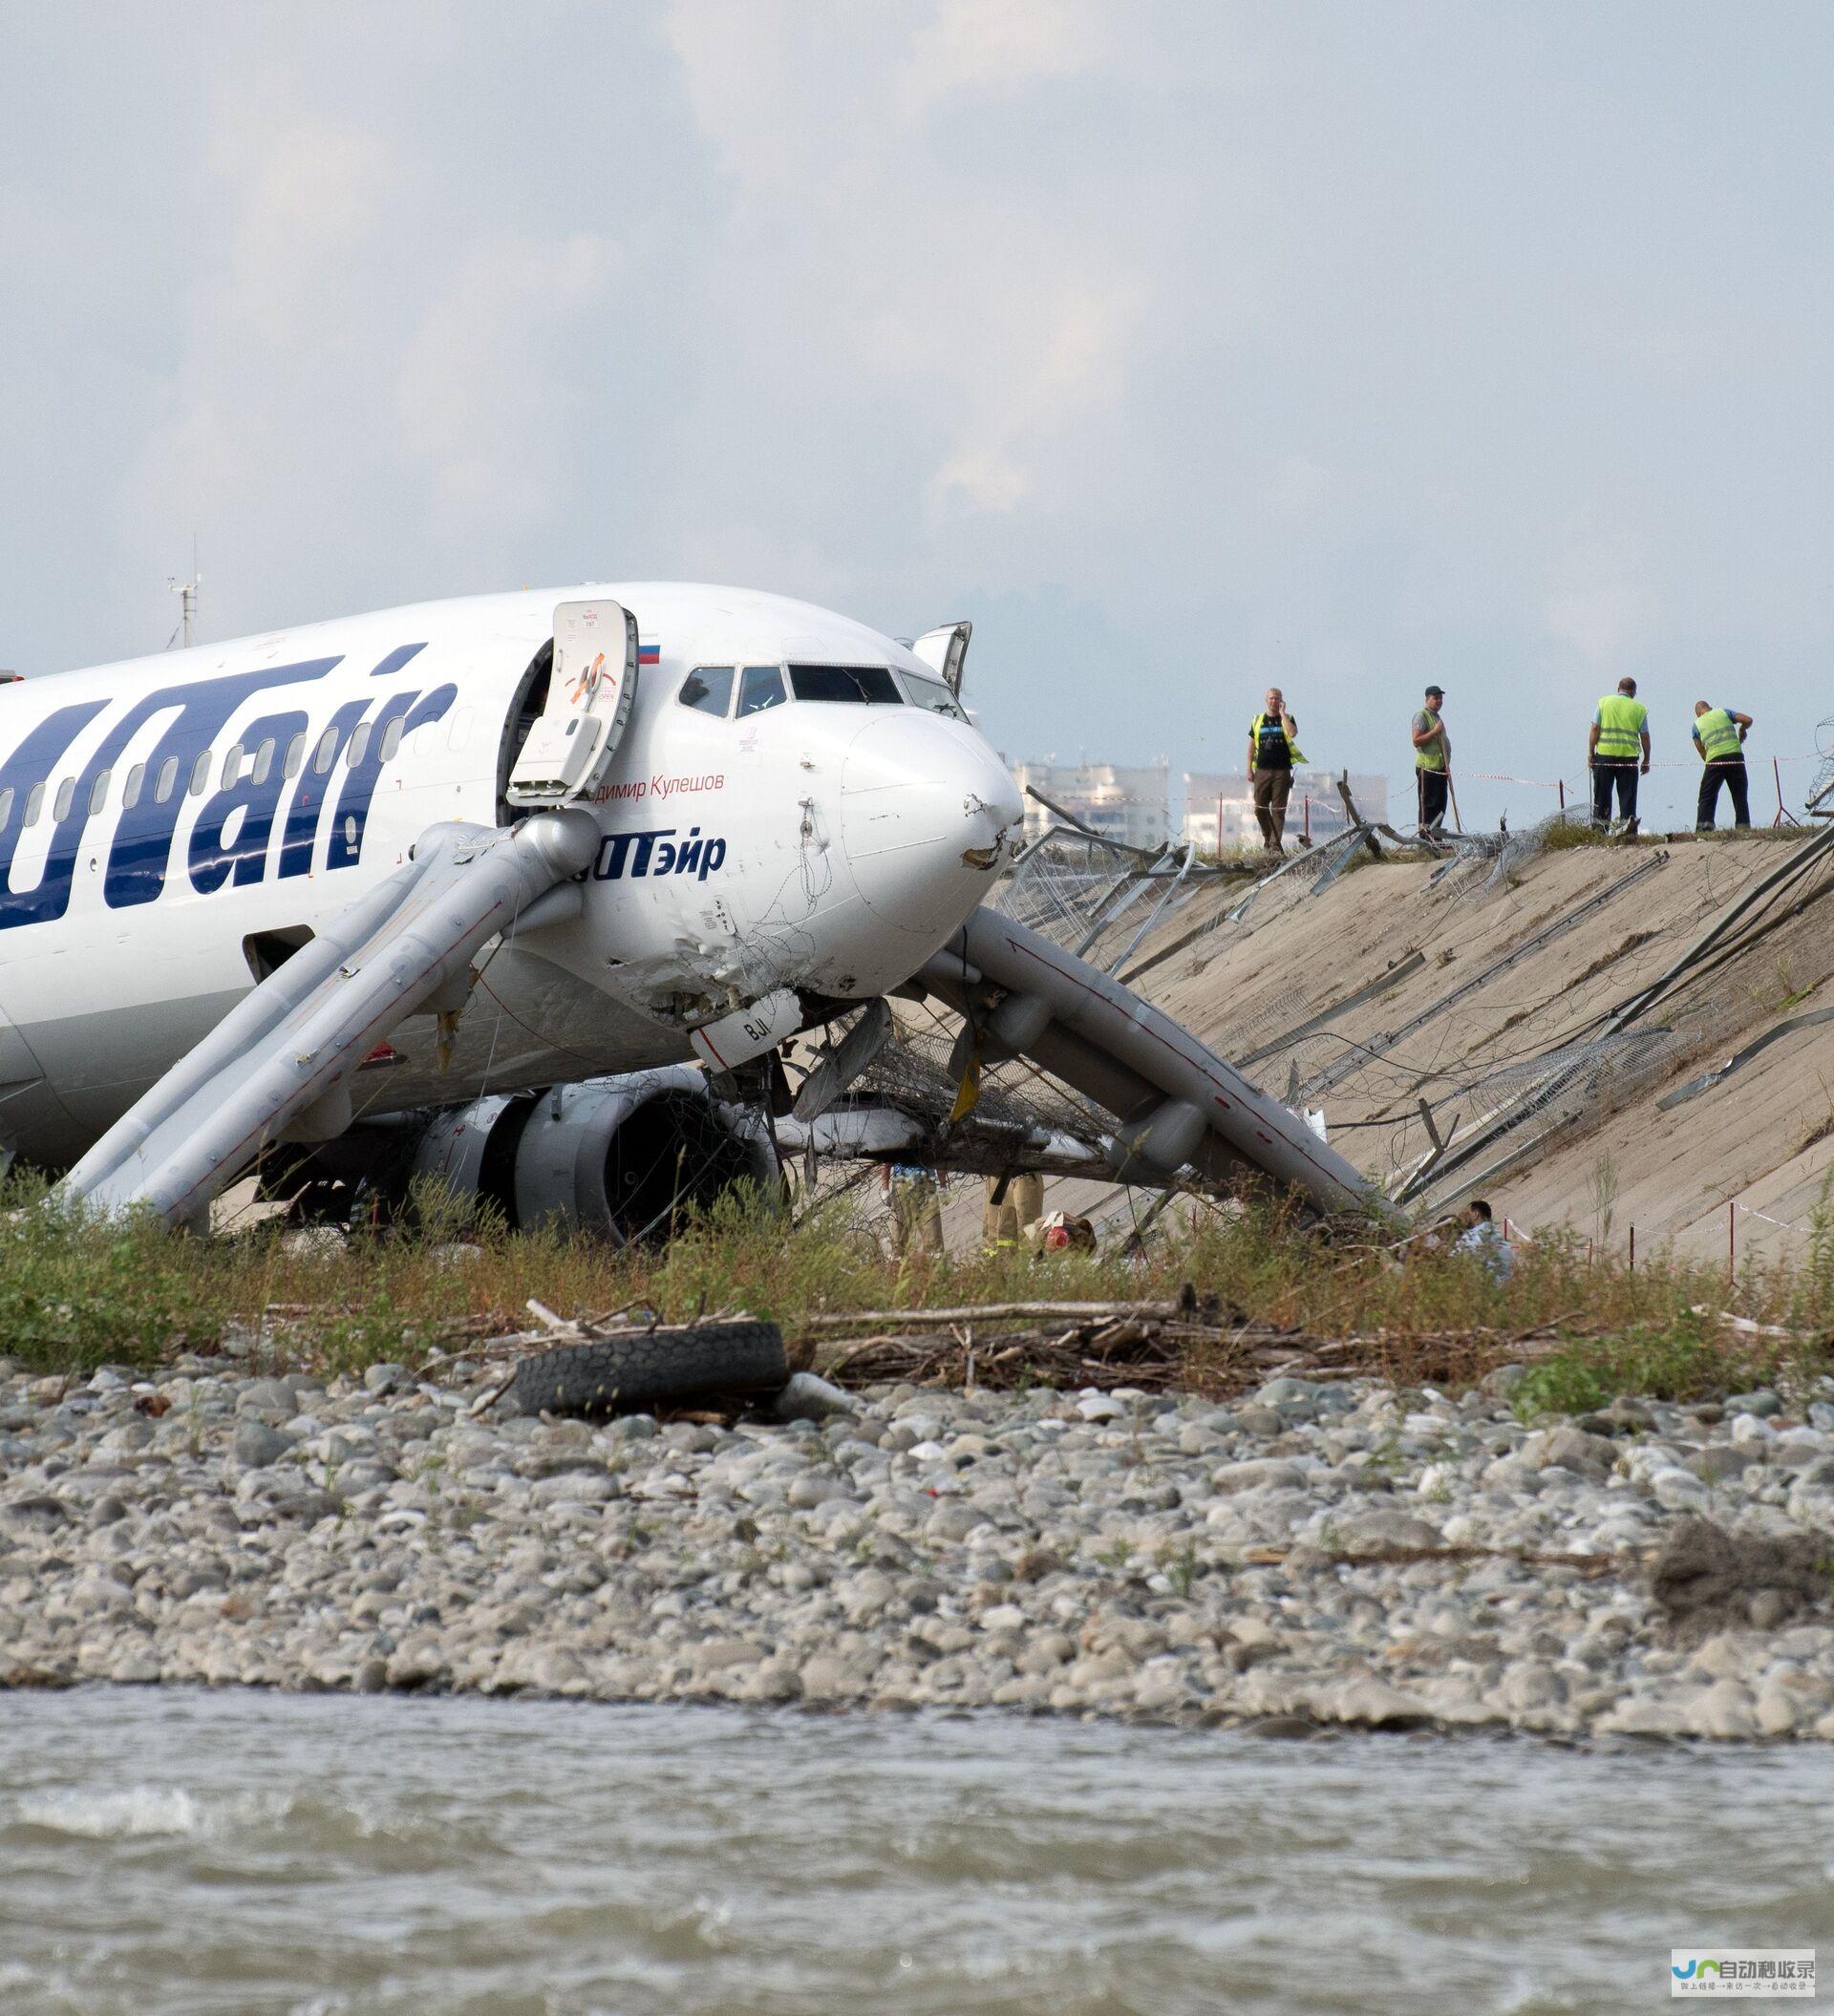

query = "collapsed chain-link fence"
[991,823,1237,975]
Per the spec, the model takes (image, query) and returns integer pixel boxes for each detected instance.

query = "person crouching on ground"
[1455,1199,1514,1283]
[1248,687,1303,854]
[1692,700,1755,831]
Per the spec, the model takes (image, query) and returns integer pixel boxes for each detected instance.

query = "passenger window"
[379,718,404,763]
[221,745,244,788]
[123,763,144,810]
[253,738,276,785]
[788,664,904,705]
[189,753,210,796]
[155,756,179,804]
[88,769,111,817]
[737,665,787,717]
[53,778,74,821]
[0,788,12,827]
[284,733,307,779]
[679,667,735,717]
[312,728,338,774]
[23,783,42,827]
[348,722,373,767]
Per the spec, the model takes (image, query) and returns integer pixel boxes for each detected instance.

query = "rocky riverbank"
[5,1351,1834,1739]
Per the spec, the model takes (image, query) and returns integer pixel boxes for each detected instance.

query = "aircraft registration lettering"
[593,826,727,881]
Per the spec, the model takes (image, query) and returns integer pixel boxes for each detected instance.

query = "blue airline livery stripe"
[370,643,428,677]
[0,646,455,932]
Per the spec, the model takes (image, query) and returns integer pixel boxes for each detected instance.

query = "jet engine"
[284,1066,780,1242]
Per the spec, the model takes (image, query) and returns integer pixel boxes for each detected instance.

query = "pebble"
[232,1420,291,1469]
[0,1361,1831,1741]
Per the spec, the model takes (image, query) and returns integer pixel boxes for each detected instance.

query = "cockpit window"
[896,670,967,721]
[737,664,787,717]
[680,667,735,717]
[788,664,904,705]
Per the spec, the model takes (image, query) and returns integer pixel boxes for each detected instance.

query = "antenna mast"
[166,539,202,651]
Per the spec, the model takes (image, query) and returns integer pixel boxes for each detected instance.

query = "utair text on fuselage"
[0,583,1020,1168]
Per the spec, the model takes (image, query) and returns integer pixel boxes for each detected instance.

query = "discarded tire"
[506,1321,787,1418]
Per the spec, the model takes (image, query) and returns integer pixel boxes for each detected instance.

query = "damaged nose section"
[841,715,1023,937]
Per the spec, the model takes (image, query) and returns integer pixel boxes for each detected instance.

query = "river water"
[0,1689,1828,2015]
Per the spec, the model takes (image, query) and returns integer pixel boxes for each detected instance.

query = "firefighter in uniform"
[1693,701,1754,831]
[1588,676,1651,830]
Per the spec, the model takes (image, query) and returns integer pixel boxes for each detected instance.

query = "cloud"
[654,0,1148,530]
[899,0,1112,110]
[1544,580,1652,670]
[395,233,613,532]
[110,101,404,613]
[10,1,1834,826]
[206,109,393,342]
[1543,518,1654,669]
[923,274,1143,517]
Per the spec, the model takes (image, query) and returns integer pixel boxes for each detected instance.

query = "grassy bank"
[4,1174,1832,1411]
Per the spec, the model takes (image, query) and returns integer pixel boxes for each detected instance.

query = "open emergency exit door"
[507,599,639,806]
[911,620,971,697]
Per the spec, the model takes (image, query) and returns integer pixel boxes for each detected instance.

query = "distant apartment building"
[1182,770,1390,853]
[1013,759,1171,851]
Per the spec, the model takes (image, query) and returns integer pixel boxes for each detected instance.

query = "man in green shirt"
[1588,676,1651,831]
[1692,700,1754,831]
[1411,685,1450,831]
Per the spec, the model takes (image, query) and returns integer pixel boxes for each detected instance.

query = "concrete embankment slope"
[1130,830,1834,1261]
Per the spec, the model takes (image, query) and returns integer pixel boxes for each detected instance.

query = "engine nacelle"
[422,1066,780,1241]
[308,1066,779,1242]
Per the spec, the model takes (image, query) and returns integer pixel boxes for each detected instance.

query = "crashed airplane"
[0,583,1374,1236]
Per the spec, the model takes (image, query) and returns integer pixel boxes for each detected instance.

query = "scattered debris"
[503,1319,787,1420]
[1650,1517,1830,1642]
[805,1304,1571,1398]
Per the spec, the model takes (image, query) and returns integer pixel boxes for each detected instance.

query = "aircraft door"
[506,599,639,806]
[911,620,971,696]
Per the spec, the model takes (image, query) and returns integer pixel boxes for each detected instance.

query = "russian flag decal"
[637,641,659,666]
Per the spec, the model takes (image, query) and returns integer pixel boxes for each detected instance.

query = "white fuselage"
[0,583,1022,1165]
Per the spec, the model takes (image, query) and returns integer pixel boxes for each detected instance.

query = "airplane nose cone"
[840,713,1023,937]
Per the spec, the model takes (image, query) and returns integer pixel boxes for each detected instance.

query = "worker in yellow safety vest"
[1692,700,1754,831]
[1410,684,1451,831]
[1587,676,1651,831]
[1247,687,1304,853]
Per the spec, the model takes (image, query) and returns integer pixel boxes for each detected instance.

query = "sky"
[4,1,1833,832]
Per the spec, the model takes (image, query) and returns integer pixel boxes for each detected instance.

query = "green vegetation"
[1509,1320,1771,1421]
[1,1172,1829,1411]
[1539,817,1803,853]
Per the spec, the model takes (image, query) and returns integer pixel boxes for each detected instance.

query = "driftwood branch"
[801,1299,1210,1330]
